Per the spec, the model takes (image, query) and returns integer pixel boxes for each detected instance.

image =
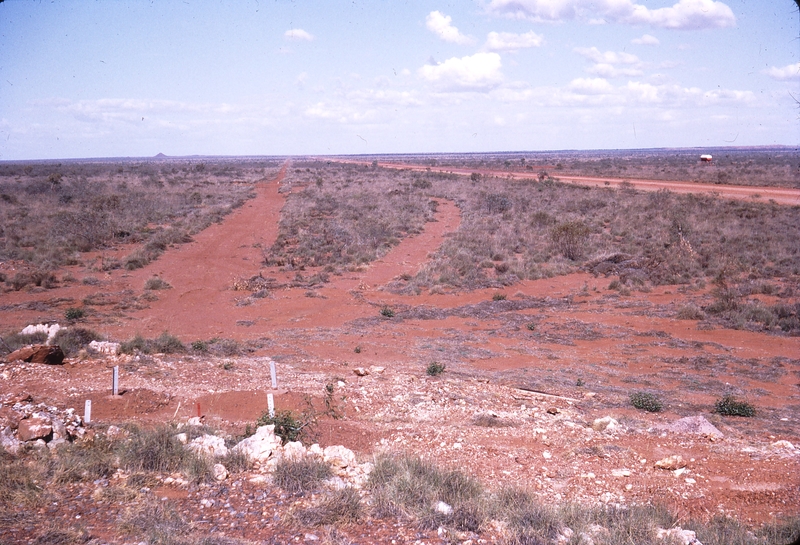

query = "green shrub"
[492,292,507,301]
[191,340,208,352]
[121,424,195,474]
[256,410,308,444]
[714,395,755,417]
[273,457,332,496]
[380,305,395,318]
[426,361,446,376]
[629,391,664,413]
[526,322,536,331]
[64,307,85,321]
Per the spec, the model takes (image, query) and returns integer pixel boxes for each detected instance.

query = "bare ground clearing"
[0,162,798,543]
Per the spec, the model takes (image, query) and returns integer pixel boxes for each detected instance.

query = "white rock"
[212,463,227,481]
[88,341,121,356]
[592,416,619,433]
[188,434,229,458]
[435,501,453,515]
[175,433,188,444]
[770,440,796,451]
[232,425,282,464]
[664,416,723,439]
[611,469,631,477]
[0,427,21,455]
[200,498,214,508]
[657,527,703,545]
[21,323,61,345]
[323,445,356,471]
[307,443,324,458]
[655,455,686,471]
[187,417,203,426]
[281,441,307,461]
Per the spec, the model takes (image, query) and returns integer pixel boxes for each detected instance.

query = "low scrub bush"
[289,487,362,527]
[380,305,395,318]
[426,361,446,376]
[64,307,85,321]
[121,332,185,354]
[256,410,309,444]
[629,391,664,413]
[368,454,484,531]
[676,304,704,320]
[714,395,755,417]
[144,276,171,290]
[52,327,102,356]
[273,457,332,496]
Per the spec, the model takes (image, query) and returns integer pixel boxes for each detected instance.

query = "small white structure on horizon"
[700,154,713,162]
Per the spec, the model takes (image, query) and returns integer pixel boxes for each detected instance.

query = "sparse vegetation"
[273,457,332,496]
[64,307,85,321]
[426,361,446,376]
[714,395,756,417]
[380,305,395,318]
[144,276,172,290]
[629,391,664,413]
[0,159,279,269]
[120,331,185,354]
[256,410,309,444]
[51,327,102,356]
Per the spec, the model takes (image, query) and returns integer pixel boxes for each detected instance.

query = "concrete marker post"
[267,393,275,418]
[84,399,92,424]
[112,366,119,396]
[269,360,277,390]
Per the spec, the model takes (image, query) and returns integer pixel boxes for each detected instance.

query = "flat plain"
[0,148,798,544]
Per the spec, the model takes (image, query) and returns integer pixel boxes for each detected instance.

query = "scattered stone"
[592,416,619,433]
[188,434,229,458]
[212,463,228,481]
[770,440,796,452]
[435,501,453,515]
[370,366,385,374]
[0,427,20,455]
[17,414,52,441]
[6,345,65,365]
[353,367,369,377]
[232,425,282,464]
[281,441,307,461]
[611,469,631,477]
[323,445,356,471]
[657,527,703,545]
[664,416,723,439]
[655,455,686,471]
[547,407,560,415]
[88,341,121,356]
[21,323,61,345]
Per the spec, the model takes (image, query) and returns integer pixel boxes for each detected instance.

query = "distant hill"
[154,153,168,158]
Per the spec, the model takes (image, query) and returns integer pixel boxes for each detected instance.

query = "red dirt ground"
[1,162,798,538]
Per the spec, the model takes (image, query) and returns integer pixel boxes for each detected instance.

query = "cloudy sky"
[1,0,798,160]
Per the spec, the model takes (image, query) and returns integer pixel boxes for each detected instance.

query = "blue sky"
[1,0,798,160]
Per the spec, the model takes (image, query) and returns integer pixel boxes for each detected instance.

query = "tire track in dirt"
[109,167,462,339]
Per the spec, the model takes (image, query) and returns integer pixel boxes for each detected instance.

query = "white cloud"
[484,30,544,52]
[588,64,643,78]
[284,29,314,41]
[574,47,639,65]
[418,52,503,91]
[763,62,800,81]
[575,47,642,78]
[632,34,659,45]
[425,11,473,44]
[568,77,614,95]
[486,0,735,30]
